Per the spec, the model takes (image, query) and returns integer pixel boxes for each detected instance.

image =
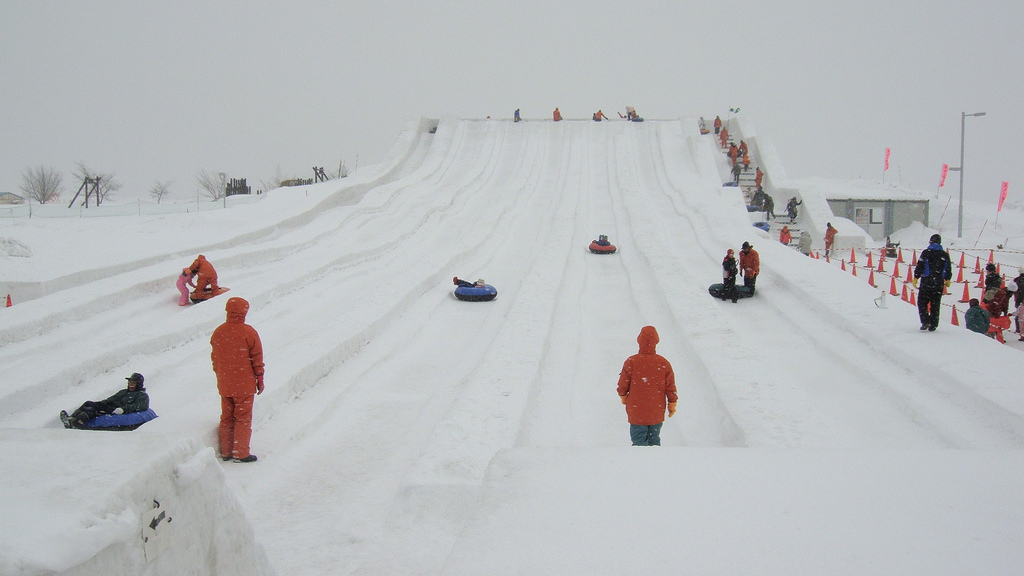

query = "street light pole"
[955,111,986,239]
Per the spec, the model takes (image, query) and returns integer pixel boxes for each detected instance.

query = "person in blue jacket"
[912,234,953,331]
[61,373,149,429]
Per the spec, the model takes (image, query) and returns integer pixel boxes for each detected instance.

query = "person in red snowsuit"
[616,326,677,446]
[824,223,838,258]
[188,254,219,295]
[719,127,729,149]
[553,107,562,122]
[779,225,792,245]
[754,167,764,188]
[713,116,722,135]
[739,241,760,292]
[211,297,265,462]
[986,281,1014,343]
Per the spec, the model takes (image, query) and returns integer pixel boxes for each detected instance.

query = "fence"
[0,195,261,220]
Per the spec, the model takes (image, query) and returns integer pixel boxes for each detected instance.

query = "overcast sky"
[2,1,1021,206]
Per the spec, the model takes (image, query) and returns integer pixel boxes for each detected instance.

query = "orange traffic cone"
[893,260,901,278]
[901,284,909,302]
[909,289,917,306]
[4,294,10,308]
[976,272,985,288]
[866,251,874,269]
[877,256,886,272]
[841,260,847,271]
[957,252,965,269]
[974,256,981,273]
[989,250,994,263]
[905,266,914,283]
[955,266,964,283]
[868,269,877,287]
[959,283,971,303]
[912,249,918,266]
[951,305,960,327]
[897,248,905,263]
[852,264,858,277]
[850,248,857,263]
[889,276,899,296]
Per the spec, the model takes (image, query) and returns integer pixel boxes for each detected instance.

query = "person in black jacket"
[61,373,149,429]
[913,234,952,331]
[721,249,739,303]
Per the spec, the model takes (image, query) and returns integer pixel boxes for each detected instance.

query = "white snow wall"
[0,431,277,576]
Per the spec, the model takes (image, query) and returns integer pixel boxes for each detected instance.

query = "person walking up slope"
[912,234,952,331]
[211,297,265,462]
[616,326,677,446]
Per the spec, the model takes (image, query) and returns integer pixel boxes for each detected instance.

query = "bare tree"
[196,169,227,200]
[19,165,64,204]
[73,162,122,204]
[149,180,173,204]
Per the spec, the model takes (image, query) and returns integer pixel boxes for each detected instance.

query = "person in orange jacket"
[593,110,608,121]
[713,115,722,135]
[739,241,760,292]
[188,254,219,295]
[728,143,739,166]
[553,107,562,122]
[754,167,764,188]
[738,140,748,157]
[719,127,729,149]
[616,326,677,446]
[779,225,792,245]
[824,222,838,258]
[211,297,265,463]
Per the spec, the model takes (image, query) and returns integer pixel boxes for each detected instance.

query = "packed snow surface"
[2,117,1024,575]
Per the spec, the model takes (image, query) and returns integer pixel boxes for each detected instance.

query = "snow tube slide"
[454,284,498,302]
[82,409,159,431]
[589,241,617,254]
[708,283,755,300]
[190,286,231,303]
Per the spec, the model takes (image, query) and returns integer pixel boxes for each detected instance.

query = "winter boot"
[234,455,258,463]
[60,410,72,429]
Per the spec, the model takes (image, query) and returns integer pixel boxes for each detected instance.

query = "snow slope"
[2,117,1024,575]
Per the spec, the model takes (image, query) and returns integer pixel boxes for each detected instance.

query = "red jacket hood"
[636,326,659,354]
[225,297,249,323]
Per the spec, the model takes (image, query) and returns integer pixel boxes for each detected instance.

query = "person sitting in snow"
[593,110,608,122]
[965,298,991,335]
[594,234,611,246]
[176,267,196,306]
[552,107,562,122]
[61,373,149,429]
[453,277,486,288]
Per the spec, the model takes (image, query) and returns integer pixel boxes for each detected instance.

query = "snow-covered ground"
[2,117,1024,575]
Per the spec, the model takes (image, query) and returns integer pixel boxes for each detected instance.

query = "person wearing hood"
[912,234,952,331]
[176,267,196,306]
[211,297,265,463]
[61,373,149,429]
[552,107,562,122]
[616,326,677,446]
[779,225,792,245]
[986,280,1015,343]
[798,230,812,255]
[188,254,219,296]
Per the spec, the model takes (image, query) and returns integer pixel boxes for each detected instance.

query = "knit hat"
[930,234,942,244]
[1007,281,1018,292]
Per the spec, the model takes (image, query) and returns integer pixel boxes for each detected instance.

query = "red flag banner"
[884,148,891,171]
[998,181,1009,212]
[939,163,949,187]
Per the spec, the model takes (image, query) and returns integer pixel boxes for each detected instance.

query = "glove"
[112,407,124,415]
[911,277,918,288]
[619,395,627,405]
[256,376,265,395]
[945,280,952,288]
[667,402,677,418]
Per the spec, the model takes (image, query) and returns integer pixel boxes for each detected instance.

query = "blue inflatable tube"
[454,284,498,301]
[83,409,159,431]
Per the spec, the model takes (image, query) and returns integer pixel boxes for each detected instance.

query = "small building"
[792,178,929,241]
[0,192,25,205]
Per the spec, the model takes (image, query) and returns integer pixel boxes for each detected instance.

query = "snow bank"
[441,448,1024,575]
[0,430,275,576]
